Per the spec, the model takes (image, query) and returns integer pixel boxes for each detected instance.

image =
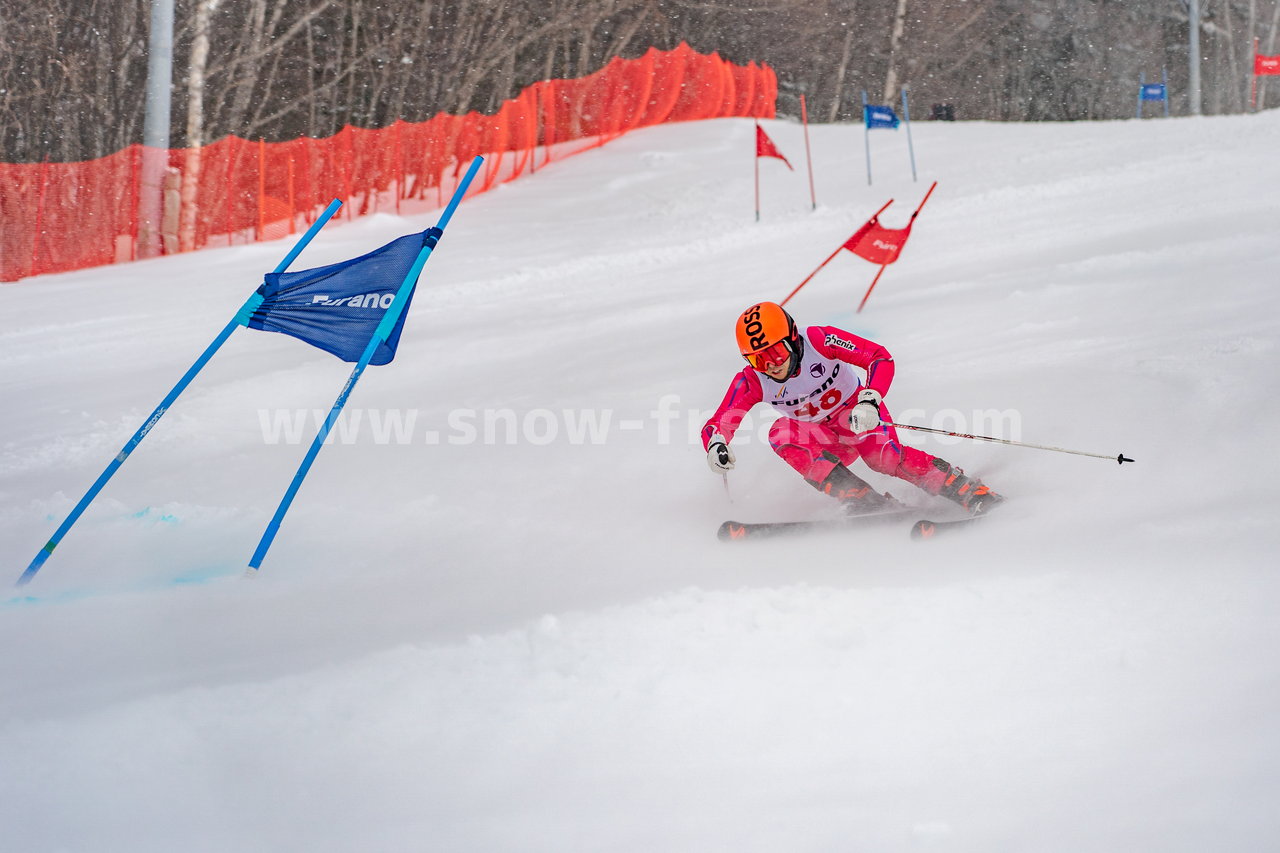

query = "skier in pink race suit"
[701,301,1003,515]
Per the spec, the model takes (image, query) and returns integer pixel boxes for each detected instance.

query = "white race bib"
[764,342,864,423]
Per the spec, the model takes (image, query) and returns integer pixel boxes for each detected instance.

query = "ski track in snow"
[2,113,1280,851]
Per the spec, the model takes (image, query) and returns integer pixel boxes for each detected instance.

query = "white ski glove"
[846,388,883,434]
[706,433,736,473]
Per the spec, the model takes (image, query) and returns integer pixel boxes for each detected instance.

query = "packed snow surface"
[3,111,1279,851]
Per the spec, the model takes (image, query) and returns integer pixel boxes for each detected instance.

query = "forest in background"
[4,0,1279,163]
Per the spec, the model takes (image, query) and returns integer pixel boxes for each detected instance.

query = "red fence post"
[257,137,266,241]
[130,144,141,260]
[287,152,297,234]
[342,126,353,220]
[391,117,401,213]
[29,157,50,278]
[225,141,235,246]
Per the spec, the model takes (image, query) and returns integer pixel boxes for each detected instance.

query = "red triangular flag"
[755,124,794,170]
[843,218,912,265]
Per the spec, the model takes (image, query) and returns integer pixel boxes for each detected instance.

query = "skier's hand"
[706,433,736,473]
[846,389,883,434]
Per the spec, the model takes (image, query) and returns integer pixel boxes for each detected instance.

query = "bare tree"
[828,23,857,122]
[6,0,1280,166]
[0,1,149,162]
[882,0,909,102]
[179,0,216,251]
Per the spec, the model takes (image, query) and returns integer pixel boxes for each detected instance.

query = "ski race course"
[3,111,1279,850]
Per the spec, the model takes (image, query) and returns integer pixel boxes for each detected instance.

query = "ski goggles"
[745,340,792,371]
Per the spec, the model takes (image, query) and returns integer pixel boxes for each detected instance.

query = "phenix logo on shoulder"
[309,293,396,309]
[824,334,858,352]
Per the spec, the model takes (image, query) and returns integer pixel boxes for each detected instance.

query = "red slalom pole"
[910,180,937,220]
[781,244,842,307]
[856,263,889,313]
[800,95,816,211]
[857,182,936,312]
[781,199,893,307]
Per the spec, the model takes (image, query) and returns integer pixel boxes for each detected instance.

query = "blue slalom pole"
[245,157,484,576]
[902,86,917,182]
[16,199,343,587]
[862,90,873,186]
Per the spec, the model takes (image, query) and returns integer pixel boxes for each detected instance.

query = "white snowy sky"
[2,110,1279,851]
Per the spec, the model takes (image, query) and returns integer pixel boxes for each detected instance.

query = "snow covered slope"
[2,111,1279,851]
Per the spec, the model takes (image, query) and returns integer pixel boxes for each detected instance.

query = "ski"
[909,516,984,540]
[718,508,916,541]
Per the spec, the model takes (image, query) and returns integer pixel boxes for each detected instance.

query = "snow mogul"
[702,301,1003,516]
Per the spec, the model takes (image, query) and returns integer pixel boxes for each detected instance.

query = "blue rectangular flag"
[865,105,901,129]
[246,231,429,365]
[1140,83,1167,101]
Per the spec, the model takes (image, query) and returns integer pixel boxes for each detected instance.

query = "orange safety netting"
[0,43,776,283]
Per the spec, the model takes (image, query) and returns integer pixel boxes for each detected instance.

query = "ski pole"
[888,422,1134,464]
[722,472,733,503]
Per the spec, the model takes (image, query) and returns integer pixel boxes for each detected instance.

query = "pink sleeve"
[807,326,896,397]
[701,369,764,449]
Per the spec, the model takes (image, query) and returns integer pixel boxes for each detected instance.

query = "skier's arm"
[701,369,763,450]
[808,326,896,397]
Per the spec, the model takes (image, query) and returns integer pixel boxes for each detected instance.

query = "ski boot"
[814,464,902,516]
[933,459,1004,515]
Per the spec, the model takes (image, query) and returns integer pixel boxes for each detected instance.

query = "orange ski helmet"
[735,302,803,377]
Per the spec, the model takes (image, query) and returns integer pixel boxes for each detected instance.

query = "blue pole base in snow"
[17,544,55,587]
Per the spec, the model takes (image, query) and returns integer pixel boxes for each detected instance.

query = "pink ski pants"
[768,405,946,494]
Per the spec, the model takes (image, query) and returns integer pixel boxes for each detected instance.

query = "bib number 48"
[793,388,843,419]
